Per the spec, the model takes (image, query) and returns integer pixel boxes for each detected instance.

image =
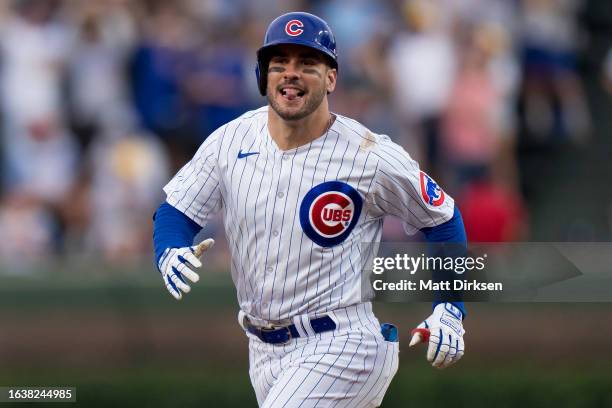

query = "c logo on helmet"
[300,181,363,247]
[285,19,304,36]
[419,171,445,207]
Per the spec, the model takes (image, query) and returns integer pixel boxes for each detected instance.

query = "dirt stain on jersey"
[360,131,377,150]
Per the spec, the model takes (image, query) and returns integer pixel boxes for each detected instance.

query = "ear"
[326,68,337,94]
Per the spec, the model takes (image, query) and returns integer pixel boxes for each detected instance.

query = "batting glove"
[157,238,215,300]
[409,302,465,369]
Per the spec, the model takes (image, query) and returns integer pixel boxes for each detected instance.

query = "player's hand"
[409,302,465,369]
[157,238,215,300]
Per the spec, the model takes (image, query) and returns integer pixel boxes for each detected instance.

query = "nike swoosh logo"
[238,150,260,159]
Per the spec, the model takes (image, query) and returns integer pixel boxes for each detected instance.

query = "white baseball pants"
[246,303,399,408]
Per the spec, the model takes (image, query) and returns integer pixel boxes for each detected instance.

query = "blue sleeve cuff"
[421,206,467,243]
[152,202,202,265]
[422,206,468,319]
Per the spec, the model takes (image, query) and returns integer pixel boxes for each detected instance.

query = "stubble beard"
[267,83,327,121]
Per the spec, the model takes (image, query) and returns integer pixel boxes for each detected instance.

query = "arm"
[411,206,467,369]
[421,206,468,317]
[368,135,466,368]
[153,202,202,265]
[153,129,223,299]
[153,202,215,300]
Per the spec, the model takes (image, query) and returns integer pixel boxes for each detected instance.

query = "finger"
[426,328,441,362]
[409,332,422,347]
[409,328,430,347]
[432,334,450,368]
[173,266,187,284]
[159,248,175,271]
[440,335,457,369]
[447,336,460,368]
[177,262,200,283]
[193,238,215,258]
[170,268,191,293]
[454,338,465,363]
[182,251,202,268]
[165,276,182,300]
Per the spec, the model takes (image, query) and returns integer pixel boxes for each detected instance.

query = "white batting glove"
[409,302,465,369]
[157,238,215,300]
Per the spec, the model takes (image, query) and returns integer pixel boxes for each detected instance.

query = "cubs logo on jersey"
[299,181,363,247]
[419,171,445,207]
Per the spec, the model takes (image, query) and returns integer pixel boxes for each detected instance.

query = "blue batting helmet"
[256,12,338,96]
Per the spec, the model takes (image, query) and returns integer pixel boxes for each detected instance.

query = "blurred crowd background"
[1,1,611,406]
[0,0,610,269]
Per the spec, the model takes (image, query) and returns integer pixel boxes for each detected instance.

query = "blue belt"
[244,315,337,344]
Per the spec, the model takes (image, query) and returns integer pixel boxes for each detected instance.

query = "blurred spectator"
[1,120,78,202]
[0,0,78,202]
[0,194,57,269]
[181,21,252,142]
[129,0,198,167]
[86,131,170,262]
[0,0,71,127]
[66,0,137,152]
[517,0,591,143]
[441,24,506,189]
[386,0,456,172]
[317,0,391,82]
[458,173,528,242]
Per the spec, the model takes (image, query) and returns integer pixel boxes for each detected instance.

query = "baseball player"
[153,12,467,408]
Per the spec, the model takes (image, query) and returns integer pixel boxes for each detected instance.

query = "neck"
[268,100,334,151]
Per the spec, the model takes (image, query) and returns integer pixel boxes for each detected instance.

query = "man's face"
[266,44,337,121]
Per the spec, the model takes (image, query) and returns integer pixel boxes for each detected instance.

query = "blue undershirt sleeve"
[421,206,468,318]
[152,202,202,266]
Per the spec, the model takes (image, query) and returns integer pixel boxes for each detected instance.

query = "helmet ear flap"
[255,49,270,96]
[255,62,266,96]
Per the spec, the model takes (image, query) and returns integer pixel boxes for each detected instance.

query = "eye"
[303,58,317,66]
[270,56,288,65]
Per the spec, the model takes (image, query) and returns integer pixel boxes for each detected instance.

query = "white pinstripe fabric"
[163,106,454,406]
[163,106,454,322]
[248,303,399,408]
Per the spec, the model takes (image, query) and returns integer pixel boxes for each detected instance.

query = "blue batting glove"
[409,302,465,369]
[157,238,214,300]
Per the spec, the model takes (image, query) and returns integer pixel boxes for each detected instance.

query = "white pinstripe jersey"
[164,106,454,321]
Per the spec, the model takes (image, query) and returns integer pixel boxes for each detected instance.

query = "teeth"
[281,88,302,98]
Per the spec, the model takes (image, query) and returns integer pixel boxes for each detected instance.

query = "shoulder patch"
[419,171,445,207]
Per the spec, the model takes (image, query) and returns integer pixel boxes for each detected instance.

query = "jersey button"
[277,191,284,198]
[282,155,289,160]
[272,230,279,237]
[267,266,273,272]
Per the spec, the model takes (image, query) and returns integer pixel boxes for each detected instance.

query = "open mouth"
[279,86,306,101]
